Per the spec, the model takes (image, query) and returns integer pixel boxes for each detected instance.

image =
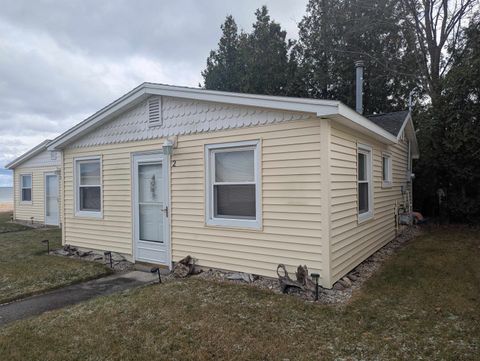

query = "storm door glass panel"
[138,163,163,243]
[45,175,58,218]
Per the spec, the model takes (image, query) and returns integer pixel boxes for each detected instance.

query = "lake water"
[0,187,13,203]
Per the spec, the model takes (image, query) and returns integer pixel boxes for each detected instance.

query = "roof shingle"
[366,110,409,137]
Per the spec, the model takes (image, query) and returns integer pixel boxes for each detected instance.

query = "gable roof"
[48,83,405,151]
[367,110,419,159]
[4,140,52,169]
[367,110,410,137]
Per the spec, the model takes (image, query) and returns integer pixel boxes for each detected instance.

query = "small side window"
[382,153,392,187]
[357,144,373,222]
[75,157,102,217]
[21,174,32,202]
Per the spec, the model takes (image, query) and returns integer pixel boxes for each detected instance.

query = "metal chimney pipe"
[355,60,364,114]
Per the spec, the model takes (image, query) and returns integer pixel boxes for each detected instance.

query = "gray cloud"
[0,0,307,185]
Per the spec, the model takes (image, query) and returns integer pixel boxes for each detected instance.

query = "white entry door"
[45,173,59,226]
[133,153,170,265]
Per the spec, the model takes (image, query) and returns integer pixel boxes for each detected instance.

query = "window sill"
[20,201,32,205]
[358,211,374,224]
[206,218,262,231]
[75,211,103,219]
[382,181,393,189]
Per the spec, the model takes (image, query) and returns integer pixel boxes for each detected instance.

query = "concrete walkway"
[0,271,158,327]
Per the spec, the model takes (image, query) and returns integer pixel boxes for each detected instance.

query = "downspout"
[408,140,412,212]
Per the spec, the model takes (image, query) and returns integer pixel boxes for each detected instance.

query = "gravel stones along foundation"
[192,227,418,305]
[53,245,134,272]
[54,227,417,305]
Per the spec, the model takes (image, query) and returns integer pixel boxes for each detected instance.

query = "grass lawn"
[0,212,112,304]
[1,226,479,360]
[0,212,30,233]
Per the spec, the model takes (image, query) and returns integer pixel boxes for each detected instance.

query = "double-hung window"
[358,144,373,221]
[75,157,102,217]
[21,174,32,202]
[205,140,261,229]
[382,153,392,187]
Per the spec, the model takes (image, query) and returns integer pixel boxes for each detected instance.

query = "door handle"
[162,206,169,218]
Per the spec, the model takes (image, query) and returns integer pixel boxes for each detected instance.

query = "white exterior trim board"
[48,83,401,151]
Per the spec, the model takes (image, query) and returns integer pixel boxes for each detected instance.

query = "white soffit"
[48,83,399,150]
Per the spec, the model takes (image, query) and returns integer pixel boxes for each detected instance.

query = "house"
[42,81,418,288]
[5,140,62,226]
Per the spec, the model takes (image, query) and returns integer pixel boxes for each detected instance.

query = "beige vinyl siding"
[63,139,162,256]
[62,119,325,281]
[329,123,410,283]
[13,166,60,223]
[172,119,324,279]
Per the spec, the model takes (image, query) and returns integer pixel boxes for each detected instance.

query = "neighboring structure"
[5,140,62,226]
[44,83,418,288]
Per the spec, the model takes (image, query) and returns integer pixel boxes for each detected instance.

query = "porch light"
[162,139,174,155]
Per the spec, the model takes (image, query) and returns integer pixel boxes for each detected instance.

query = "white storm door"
[45,173,59,226]
[133,153,169,265]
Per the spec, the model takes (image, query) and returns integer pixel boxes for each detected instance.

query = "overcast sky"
[0,0,308,186]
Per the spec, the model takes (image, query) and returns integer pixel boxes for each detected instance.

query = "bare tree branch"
[401,0,476,103]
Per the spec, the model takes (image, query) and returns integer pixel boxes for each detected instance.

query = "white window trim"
[205,140,262,229]
[20,173,33,204]
[357,144,374,222]
[382,152,393,188]
[74,156,103,218]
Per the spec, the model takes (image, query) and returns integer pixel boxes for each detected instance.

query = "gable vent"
[148,97,162,126]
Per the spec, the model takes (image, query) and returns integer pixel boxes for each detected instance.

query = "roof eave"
[48,83,400,151]
[398,112,420,159]
[4,140,51,169]
[337,104,398,144]
[48,84,340,150]
[48,85,149,151]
